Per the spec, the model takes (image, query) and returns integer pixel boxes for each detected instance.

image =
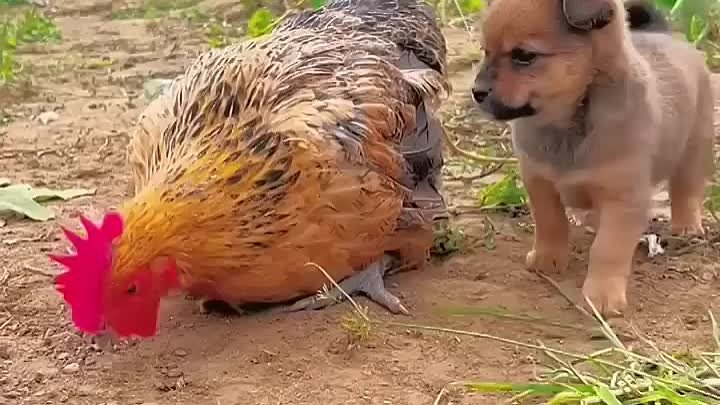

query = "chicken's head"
[48,212,179,339]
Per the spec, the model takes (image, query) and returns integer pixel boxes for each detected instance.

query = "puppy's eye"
[510,48,537,66]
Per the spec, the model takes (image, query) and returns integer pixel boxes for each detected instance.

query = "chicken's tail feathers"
[279,0,447,75]
[396,95,448,228]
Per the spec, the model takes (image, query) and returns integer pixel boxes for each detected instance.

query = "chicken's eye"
[510,48,538,66]
[126,283,138,295]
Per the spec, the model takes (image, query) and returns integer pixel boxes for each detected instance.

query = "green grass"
[310,261,720,405]
[464,310,720,405]
[241,0,488,42]
[0,8,60,84]
[111,0,200,20]
[205,21,237,48]
[15,8,61,43]
[432,220,466,256]
[654,0,720,69]
[476,170,528,211]
[0,0,29,5]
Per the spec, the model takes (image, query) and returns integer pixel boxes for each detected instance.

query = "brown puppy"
[472,0,715,316]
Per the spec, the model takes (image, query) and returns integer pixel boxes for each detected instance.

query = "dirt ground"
[1,1,719,404]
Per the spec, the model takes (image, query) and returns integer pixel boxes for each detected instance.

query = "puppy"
[471,0,715,316]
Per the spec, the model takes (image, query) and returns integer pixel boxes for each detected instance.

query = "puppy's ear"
[562,0,615,31]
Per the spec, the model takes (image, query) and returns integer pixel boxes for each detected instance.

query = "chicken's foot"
[283,255,409,315]
[198,299,247,316]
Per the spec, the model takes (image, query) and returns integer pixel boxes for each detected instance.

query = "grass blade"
[594,385,622,405]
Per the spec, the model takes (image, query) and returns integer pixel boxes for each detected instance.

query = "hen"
[49,0,449,338]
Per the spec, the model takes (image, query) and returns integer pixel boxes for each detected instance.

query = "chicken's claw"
[284,256,409,315]
[197,298,247,316]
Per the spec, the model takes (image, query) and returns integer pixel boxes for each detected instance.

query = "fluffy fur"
[472,0,714,316]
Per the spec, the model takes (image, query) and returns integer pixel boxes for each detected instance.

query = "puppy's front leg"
[583,199,648,317]
[524,175,570,273]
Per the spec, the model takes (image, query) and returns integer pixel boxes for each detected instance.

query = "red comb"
[49,212,124,334]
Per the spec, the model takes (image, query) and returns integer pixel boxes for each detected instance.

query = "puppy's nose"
[471,87,490,104]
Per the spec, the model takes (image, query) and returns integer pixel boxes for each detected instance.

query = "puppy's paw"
[670,200,705,236]
[526,245,569,273]
[670,217,705,236]
[581,275,628,318]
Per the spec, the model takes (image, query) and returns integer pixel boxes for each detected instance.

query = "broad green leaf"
[594,385,622,405]
[0,184,55,221]
[247,8,275,38]
[0,183,95,221]
[28,186,96,202]
[476,171,528,209]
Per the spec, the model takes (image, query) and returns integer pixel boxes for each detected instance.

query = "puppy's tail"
[624,0,672,33]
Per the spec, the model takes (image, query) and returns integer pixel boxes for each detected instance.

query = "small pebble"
[684,315,699,325]
[36,367,59,380]
[77,385,94,397]
[166,368,183,378]
[62,363,80,374]
[173,349,187,357]
[3,391,20,399]
[0,345,10,360]
[37,111,59,125]
[57,353,70,361]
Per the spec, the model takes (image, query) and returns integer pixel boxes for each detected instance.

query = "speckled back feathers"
[120,0,448,293]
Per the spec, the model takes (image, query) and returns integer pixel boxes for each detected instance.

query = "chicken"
[49,0,449,338]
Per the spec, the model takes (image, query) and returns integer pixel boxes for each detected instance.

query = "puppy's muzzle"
[471,87,536,121]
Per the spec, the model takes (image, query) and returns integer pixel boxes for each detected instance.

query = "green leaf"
[0,183,95,221]
[704,184,720,219]
[466,381,593,395]
[0,184,55,221]
[0,0,29,5]
[247,8,275,38]
[548,390,591,405]
[654,0,677,10]
[309,0,326,9]
[594,385,622,405]
[431,221,464,256]
[459,0,485,13]
[27,186,96,202]
[16,9,62,43]
[688,14,706,42]
[476,171,528,209]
